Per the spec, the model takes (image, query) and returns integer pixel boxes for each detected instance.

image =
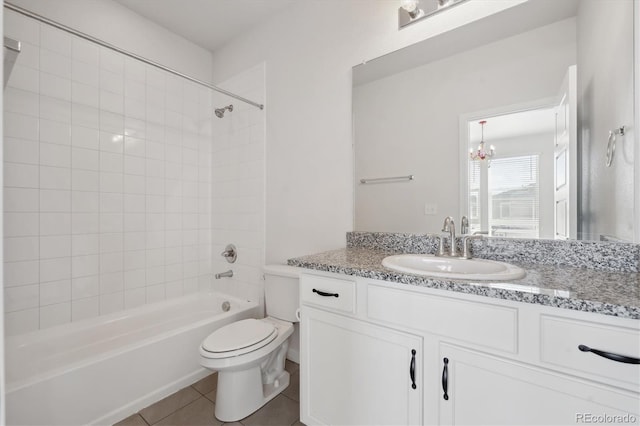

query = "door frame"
[458,97,556,233]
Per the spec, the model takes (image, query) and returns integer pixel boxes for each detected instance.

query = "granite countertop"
[288,247,640,319]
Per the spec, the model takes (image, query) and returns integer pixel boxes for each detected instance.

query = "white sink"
[382,254,526,281]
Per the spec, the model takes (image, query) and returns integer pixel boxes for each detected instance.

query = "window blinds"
[468,155,540,238]
[488,155,540,238]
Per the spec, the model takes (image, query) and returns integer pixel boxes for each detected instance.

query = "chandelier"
[469,120,495,161]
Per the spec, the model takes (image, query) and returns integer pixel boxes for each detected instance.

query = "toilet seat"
[202,319,278,359]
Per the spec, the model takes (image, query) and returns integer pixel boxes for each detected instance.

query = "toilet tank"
[263,264,300,322]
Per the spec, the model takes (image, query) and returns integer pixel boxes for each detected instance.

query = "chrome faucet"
[442,216,458,257]
[215,270,233,279]
[460,216,469,235]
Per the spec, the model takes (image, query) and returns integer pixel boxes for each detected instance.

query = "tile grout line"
[117,365,299,425]
[148,394,210,426]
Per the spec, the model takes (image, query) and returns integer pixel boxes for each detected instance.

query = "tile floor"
[114,361,302,426]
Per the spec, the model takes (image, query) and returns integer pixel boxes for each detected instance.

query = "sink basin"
[382,254,526,281]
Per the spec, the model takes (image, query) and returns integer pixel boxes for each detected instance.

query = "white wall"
[577,0,635,241]
[209,0,526,263]
[353,19,575,233]
[3,6,214,335]
[6,0,212,82]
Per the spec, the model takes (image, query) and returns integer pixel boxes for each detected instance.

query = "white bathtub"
[4,293,259,426]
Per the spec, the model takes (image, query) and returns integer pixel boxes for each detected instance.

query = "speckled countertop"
[288,247,640,319]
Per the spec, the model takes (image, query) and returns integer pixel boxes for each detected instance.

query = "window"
[469,155,540,239]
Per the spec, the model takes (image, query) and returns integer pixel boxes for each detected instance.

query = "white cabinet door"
[438,344,639,425]
[300,306,423,425]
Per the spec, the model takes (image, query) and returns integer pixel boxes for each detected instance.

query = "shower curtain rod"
[4,2,264,110]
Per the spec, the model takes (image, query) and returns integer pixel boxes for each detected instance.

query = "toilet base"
[201,318,294,422]
[214,368,290,422]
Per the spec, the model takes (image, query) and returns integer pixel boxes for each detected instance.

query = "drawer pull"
[410,349,417,390]
[578,345,640,365]
[312,288,339,298]
[442,357,449,400]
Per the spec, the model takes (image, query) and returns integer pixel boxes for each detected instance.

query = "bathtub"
[4,293,259,426]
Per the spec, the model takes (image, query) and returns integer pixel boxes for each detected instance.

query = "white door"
[300,307,423,425]
[438,344,639,425]
[554,65,577,239]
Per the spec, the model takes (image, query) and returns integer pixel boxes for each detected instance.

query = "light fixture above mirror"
[399,0,469,29]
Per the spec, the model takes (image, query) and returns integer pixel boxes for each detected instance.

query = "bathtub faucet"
[215,270,233,279]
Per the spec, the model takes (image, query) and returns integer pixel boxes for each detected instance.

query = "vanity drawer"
[367,284,518,353]
[540,315,640,388]
[300,274,356,314]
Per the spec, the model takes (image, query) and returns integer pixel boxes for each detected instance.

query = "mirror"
[353,0,636,242]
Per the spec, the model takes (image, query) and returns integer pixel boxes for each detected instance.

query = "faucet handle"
[220,244,237,263]
[427,233,447,257]
[461,234,483,259]
[442,216,454,232]
[460,216,469,235]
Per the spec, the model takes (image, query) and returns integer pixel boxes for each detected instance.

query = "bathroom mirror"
[353,0,637,242]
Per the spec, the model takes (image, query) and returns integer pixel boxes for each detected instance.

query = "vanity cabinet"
[299,275,423,425]
[437,344,639,425]
[299,271,640,426]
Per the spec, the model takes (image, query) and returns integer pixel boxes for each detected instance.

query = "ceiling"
[115,0,296,52]
[469,107,557,145]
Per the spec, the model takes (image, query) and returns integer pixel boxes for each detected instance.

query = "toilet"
[199,264,300,422]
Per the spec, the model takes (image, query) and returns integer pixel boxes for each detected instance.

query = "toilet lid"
[202,319,277,354]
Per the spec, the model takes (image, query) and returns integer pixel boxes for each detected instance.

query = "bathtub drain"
[222,301,231,312]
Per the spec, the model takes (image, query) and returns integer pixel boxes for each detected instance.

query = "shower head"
[215,104,233,118]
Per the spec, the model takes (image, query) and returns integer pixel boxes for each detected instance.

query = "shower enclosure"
[3,2,267,423]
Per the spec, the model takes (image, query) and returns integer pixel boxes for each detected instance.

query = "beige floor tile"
[139,386,201,425]
[240,395,299,426]
[154,397,221,426]
[220,422,242,426]
[193,372,218,395]
[113,413,148,426]
[282,370,299,403]
[291,421,305,426]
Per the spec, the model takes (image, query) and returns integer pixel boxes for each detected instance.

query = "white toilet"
[199,265,300,422]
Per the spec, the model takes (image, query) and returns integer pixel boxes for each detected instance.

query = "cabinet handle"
[409,349,417,389]
[442,357,449,400]
[578,345,640,365]
[312,288,339,298]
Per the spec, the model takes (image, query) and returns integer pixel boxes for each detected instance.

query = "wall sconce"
[399,0,469,29]
[469,120,495,161]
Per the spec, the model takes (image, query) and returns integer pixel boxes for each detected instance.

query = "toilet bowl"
[199,265,299,422]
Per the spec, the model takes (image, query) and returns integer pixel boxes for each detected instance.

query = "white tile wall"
[211,63,266,307]
[3,10,213,335]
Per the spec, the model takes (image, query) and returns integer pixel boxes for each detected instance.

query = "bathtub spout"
[215,270,233,279]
